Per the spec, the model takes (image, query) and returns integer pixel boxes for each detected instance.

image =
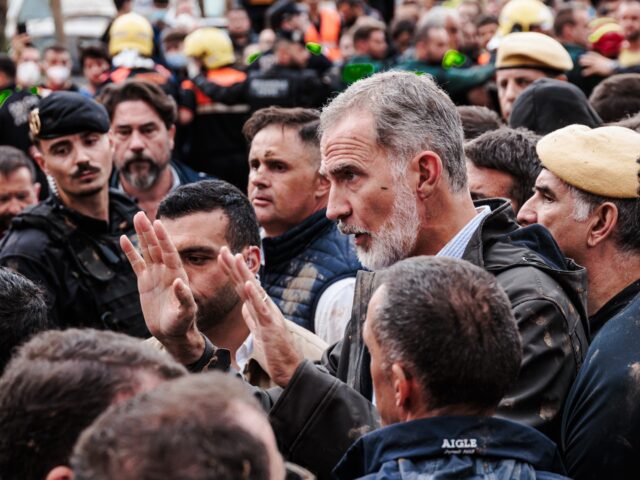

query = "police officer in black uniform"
[190,30,331,112]
[0,92,148,338]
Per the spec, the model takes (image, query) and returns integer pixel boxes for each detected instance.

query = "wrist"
[161,328,205,365]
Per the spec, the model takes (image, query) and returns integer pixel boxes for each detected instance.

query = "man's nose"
[326,185,350,221]
[517,199,537,226]
[128,129,146,152]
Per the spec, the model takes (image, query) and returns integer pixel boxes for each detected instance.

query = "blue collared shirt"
[436,206,491,259]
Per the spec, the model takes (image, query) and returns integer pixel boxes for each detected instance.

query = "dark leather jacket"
[263,199,588,479]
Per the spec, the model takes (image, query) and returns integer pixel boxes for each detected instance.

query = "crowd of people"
[0,0,639,478]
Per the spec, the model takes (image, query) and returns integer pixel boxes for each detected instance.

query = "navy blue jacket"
[261,209,361,332]
[561,281,640,480]
[333,416,569,480]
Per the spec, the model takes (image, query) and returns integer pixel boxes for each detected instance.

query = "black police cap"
[29,91,110,140]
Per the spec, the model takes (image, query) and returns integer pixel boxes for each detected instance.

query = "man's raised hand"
[120,211,204,364]
[219,246,303,387]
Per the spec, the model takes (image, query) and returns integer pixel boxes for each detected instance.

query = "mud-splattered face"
[248,125,325,237]
[321,112,420,270]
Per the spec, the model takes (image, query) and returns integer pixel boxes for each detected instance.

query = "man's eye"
[272,163,286,172]
[187,256,207,265]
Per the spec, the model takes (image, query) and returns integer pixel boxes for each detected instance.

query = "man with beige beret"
[517,124,640,480]
[496,31,574,120]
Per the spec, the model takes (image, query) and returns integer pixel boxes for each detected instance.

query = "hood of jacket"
[466,199,589,336]
[333,416,567,479]
[509,77,602,135]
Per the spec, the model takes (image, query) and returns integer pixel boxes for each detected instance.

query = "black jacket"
[0,191,148,337]
[192,65,330,111]
[261,199,588,478]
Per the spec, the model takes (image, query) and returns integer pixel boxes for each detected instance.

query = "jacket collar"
[261,209,331,265]
[334,416,566,478]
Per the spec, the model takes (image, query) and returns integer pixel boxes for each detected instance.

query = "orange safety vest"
[305,9,342,61]
[181,67,248,113]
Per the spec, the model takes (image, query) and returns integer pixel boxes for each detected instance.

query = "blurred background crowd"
[1,0,639,195]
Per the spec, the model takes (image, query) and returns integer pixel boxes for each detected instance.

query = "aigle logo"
[441,438,478,449]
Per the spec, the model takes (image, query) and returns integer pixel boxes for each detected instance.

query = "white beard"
[341,176,421,270]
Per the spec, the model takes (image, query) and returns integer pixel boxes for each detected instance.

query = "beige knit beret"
[537,124,640,198]
[496,32,573,72]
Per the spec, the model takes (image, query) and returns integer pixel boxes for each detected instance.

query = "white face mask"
[16,61,41,86]
[45,65,71,85]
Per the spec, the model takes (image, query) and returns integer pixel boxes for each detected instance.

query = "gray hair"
[373,256,521,410]
[320,71,467,191]
[569,184,640,254]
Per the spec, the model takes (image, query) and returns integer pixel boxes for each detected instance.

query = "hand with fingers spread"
[219,246,303,387]
[120,211,204,364]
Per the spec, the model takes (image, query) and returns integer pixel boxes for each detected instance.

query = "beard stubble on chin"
[194,282,241,333]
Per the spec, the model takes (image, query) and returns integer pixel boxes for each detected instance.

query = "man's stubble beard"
[194,282,241,333]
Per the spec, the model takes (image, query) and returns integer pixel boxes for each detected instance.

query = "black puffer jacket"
[261,199,589,478]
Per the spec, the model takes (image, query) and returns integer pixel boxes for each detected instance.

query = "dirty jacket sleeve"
[494,267,587,444]
[265,346,380,480]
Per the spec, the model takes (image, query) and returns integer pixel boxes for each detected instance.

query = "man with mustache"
[97,80,208,220]
[0,91,148,337]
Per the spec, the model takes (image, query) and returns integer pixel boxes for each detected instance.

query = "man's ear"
[314,171,331,199]
[45,465,74,480]
[586,202,618,248]
[412,151,443,200]
[33,182,42,199]
[243,245,262,275]
[31,147,48,175]
[391,363,412,413]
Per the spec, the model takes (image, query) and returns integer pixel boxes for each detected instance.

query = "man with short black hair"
[0,328,185,480]
[333,257,568,479]
[0,267,49,374]
[349,21,389,71]
[97,79,208,219]
[465,127,540,213]
[0,92,147,337]
[72,373,285,480]
[125,179,327,382]
[0,146,40,237]
[517,124,640,480]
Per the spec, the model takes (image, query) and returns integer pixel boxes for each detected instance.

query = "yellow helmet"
[499,0,553,37]
[183,28,235,70]
[109,12,154,57]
